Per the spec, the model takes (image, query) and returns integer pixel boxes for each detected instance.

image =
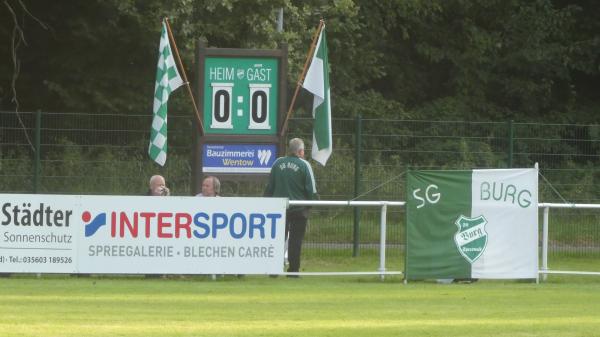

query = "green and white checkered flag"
[148,21,184,166]
[302,24,332,166]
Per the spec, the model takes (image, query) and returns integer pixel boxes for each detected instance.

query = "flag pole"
[279,19,325,138]
[164,18,204,135]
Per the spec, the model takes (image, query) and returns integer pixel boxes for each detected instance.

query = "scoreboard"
[193,42,288,192]
[203,57,279,135]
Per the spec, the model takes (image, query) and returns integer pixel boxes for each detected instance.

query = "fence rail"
[290,200,600,280]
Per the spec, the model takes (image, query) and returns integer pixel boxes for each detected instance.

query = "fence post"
[353,114,362,257]
[378,203,388,281]
[542,206,549,282]
[33,110,42,193]
[507,119,514,168]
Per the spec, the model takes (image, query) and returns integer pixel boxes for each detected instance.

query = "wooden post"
[279,20,325,138]
[164,18,204,135]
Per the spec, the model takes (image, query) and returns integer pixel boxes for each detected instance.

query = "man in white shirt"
[196,176,220,197]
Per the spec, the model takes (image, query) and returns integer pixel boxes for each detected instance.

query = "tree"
[1,0,599,124]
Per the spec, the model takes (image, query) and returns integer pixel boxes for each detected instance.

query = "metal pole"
[33,110,41,193]
[542,206,549,282]
[164,18,204,134]
[378,203,388,281]
[507,119,514,168]
[277,8,283,32]
[353,114,362,257]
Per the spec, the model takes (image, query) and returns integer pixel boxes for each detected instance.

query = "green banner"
[406,170,471,280]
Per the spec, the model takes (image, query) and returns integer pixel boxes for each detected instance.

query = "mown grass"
[0,254,599,337]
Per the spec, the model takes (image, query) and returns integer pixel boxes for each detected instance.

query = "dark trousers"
[286,211,308,273]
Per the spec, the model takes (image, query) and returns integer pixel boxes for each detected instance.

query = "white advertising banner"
[0,195,287,274]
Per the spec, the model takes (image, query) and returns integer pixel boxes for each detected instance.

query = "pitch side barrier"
[539,203,600,280]
[289,201,600,281]
[0,194,404,278]
[1,195,594,279]
[287,200,405,280]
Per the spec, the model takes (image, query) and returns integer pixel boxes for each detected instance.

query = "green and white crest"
[454,215,488,264]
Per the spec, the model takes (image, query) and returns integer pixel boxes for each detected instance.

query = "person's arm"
[304,161,318,200]
[263,166,276,197]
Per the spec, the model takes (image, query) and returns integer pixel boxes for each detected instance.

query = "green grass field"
[1,255,599,337]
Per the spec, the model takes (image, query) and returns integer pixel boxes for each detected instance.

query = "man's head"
[201,176,220,197]
[149,175,168,196]
[288,138,305,158]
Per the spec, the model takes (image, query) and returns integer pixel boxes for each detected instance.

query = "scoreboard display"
[204,57,279,135]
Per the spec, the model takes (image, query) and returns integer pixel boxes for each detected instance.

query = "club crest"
[454,215,488,263]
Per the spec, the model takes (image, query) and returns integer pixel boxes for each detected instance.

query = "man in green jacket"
[264,138,318,276]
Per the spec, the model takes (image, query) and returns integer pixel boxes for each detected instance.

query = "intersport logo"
[83,211,106,237]
[82,209,282,240]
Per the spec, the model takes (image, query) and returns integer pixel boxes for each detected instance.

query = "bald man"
[147,175,170,196]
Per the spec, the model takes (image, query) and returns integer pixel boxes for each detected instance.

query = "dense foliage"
[1,0,599,123]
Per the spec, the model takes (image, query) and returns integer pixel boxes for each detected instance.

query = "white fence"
[539,203,600,279]
[290,200,600,281]
[288,200,404,279]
